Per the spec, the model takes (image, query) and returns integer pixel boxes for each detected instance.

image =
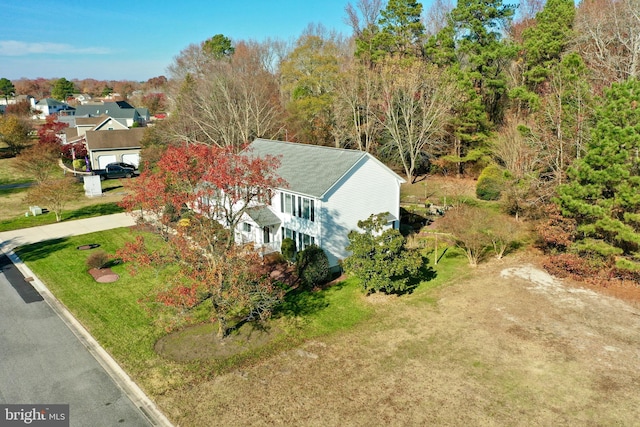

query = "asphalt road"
[0,253,153,426]
[0,214,171,426]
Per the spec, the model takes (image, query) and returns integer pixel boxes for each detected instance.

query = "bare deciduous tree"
[24,176,82,222]
[492,118,541,179]
[332,62,382,152]
[13,144,60,184]
[378,60,454,182]
[345,0,383,36]
[424,0,455,36]
[166,40,285,149]
[575,0,640,87]
[437,204,494,267]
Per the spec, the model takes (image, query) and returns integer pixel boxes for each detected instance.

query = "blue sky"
[1,0,354,82]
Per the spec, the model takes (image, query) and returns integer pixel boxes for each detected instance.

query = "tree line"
[145,0,640,278]
[1,76,167,101]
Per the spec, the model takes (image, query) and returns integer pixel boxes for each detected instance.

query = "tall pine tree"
[521,0,576,89]
[369,0,425,62]
[450,0,517,124]
[556,78,640,261]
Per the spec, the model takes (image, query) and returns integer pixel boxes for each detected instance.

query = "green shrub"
[86,250,110,269]
[281,238,296,262]
[476,164,506,201]
[296,245,331,290]
[72,159,86,170]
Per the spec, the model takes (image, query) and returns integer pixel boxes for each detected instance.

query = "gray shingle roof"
[247,139,370,198]
[36,98,66,107]
[74,101,137,119]
[75,115,108,126]
[245,206,281,227]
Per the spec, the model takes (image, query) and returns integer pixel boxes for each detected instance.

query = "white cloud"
[0,40,111,56]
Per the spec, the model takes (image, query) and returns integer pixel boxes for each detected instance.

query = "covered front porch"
[236,206,282,256]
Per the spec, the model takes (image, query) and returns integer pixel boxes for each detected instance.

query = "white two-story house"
[236,139,405,270]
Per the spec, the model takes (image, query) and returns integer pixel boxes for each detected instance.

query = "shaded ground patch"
[155,321,282,362]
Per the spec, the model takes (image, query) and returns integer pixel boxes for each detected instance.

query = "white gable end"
[320,156,403,266]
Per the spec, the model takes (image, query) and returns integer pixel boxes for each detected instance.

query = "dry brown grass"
[401,175,478,205]
[154,251,640,426]
[0,156,33,184]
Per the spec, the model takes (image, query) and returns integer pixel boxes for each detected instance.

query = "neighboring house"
[71,93,92,104]
[84,127,145,169]
[62,115,128,144]
[74,101,150,127]
[235,138,405,270]
[31,98,75,119]
[81,115,128,134]
[0,95,34,106]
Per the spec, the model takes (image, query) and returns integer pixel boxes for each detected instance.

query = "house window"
[281,193,294,214]
[280,191,314,222]
[298,232,315,251]
[282,227,315,251]
[302,198,314,220]
[243,223,252,233]
[282,227,296,242]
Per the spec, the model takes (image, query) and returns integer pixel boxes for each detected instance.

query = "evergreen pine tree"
[556,78,640,260]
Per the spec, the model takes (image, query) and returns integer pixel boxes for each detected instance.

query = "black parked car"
[92,162,140,180]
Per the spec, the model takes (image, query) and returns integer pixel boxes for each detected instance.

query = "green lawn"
[0,156,33,187]
[16,227,459,394]
[15,230,164,373]
[0,203,124,232]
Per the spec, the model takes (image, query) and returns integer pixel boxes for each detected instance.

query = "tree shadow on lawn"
[100,183,126,194]
[14,238,74,262]
[274,281,347,318]
[155,282,345,363]
[63,203,123,220]
[155,319,283,363]
[403,262,437,294]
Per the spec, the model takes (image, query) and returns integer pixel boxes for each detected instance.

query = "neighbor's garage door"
[122,153,140,167]
[97,155,117,169]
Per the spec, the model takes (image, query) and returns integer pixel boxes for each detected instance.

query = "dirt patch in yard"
[155,251,640,426]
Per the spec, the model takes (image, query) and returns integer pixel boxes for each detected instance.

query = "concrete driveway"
[0,214,172,427]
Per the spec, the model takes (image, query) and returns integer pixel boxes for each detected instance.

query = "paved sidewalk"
[0,213,137,252]
[0,213,173,427]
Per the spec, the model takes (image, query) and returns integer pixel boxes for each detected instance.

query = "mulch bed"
[88,268,119,283]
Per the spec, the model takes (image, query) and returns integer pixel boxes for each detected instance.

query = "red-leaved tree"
[120,143,285,248]
[38,115,68,146]
[117,143,287,337]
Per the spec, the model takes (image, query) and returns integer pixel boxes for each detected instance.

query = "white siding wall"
[320,157,402,267]
[271,191,321,249]
[260,157,401,268]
